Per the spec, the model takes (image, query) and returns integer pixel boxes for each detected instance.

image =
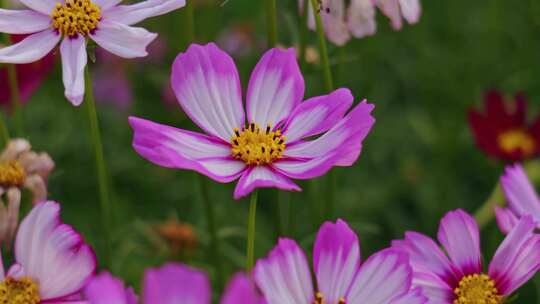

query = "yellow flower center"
[453,274,502,304]
[231,123,286,166]
[313,292,346,304]
[497,128,535,157]
[0,277,40,304]
[0,160,26,188]
[51,0,101,37]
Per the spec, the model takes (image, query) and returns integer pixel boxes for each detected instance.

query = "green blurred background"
[5,0,540,301]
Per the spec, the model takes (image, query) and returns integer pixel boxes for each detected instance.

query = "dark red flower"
[0,35,56,109]
[468,90,540,161]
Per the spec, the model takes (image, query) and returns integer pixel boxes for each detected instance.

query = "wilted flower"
[255,220,426,304]
[0,35,56,109]
[392,209,540,303]
[0,201,96,303]
[0,0,186,105]
[130,43,375,199]
[299,0,421,46]
[495,164,540,234]
[468,90,540,161]
[155,218,197,256]
[84,264,263,304]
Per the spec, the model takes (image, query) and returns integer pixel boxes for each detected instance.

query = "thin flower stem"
[246,190,258,271]
[266,0,278,47]
[0,111,9,147]
[298,0,310,68]
[6,64,24,136]
[83,66,112,263]
[309,0,334,91]
[198,175,225,290]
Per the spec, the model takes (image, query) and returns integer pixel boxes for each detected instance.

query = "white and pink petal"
[0,29,60,64]
[170,43,245,141]
[501,164,540,223]
[347,0,377,38]
[233,166,300,200]
[0,9,51,34]
[17,0,56,15]
[90,21,157,59]
[60,36,87,106]
[494,207,519,235]
[101,0,186,26]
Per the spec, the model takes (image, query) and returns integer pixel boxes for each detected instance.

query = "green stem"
[6,64,23,136]
[246,190,258,271]
[309,0,334,91]
[0,111,9,147]
[266,0,278,47]
[298,0,310,68]
[84,66,112,264]
[198,175,224,290]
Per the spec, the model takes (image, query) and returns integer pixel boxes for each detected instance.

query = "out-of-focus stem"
[266,0,278,47]
[246,190,258,271]
[309,0,333,91]
[298,0,310,68]
[0,112,9,147]
[7,64,23,136]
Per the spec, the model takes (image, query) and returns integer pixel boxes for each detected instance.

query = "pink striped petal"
[437,209,481,275]
[489,216,540,295]
[15,202,96,300]
[0,9,51,34]
[347,250,412,303]
[60,36,87,106]
[314,220,360,304]
[90,21,157,59]
[233,166,301,200]
[84,272,138,304]
[129,117,246,183]
[18,0,56,14]
[494,207,519,235]
[390,287,427,304]
[411,272,454,303]
[283,88,353,143]
[347,0,377,38]
[273,153,341,180]
[143,263,210,304]
[171,43,245,141]
[102,0,185,26]
[221,273,263,304]
[254,238,314,304]
[501,164,540,225]
[284,101,375,166]
[247,48,304,128]
[0,29,60,64]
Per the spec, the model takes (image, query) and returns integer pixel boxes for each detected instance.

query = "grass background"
[4,0,540,301]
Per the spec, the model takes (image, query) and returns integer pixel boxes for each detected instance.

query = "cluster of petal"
[495,164,540,234]
[1,201,96,302]
[0,35,55,107]
[0,0,186,105]
[299,0,421,46]
[84,263,263,304]
[254,219,426,304]
[130,43,375,199]
[468,90,540,161]
[392,209,540,303]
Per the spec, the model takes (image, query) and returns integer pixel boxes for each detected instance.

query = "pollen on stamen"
[453,273,502,304]
[51,0,101,37]
[230,123,286,166]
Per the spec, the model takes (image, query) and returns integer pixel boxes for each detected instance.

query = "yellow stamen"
[0,277,40,304]
[453,274,502,304]
[312,292,346,304]
[0,160,26,187]
[497,128,536,157]
[231,123,286,166]
[51,0,101,37]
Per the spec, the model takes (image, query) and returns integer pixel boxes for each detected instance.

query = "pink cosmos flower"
[0,201,96,303]
[495,164,540,234]
[84,264,263,304]
[299,0,421,46]
[0,0,186,106]
[129,43,375,200]
[254,219,427,304]
[392,209,540,303]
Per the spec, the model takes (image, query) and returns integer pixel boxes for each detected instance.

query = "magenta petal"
[254,238,314,304]
[283,88,353,143]
[84,272,138,304]
[494,207,519,235]
[411,272,454,303]
[489,216,540,295]
[129,117,246,183]
[143,263,210,304]
[347,249,412,303]
[233,166,301,200]
[313,219,360,304]
[15,202,96,300]
[391,231,460,286]
[246,48,304,128]
[501,164,540,225]
[221,273,263,304]
[436,209,482,275]
[171,43,245,141]
[273,153,341,180]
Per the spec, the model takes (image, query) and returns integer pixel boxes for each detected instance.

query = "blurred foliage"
[4,0,540,300]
